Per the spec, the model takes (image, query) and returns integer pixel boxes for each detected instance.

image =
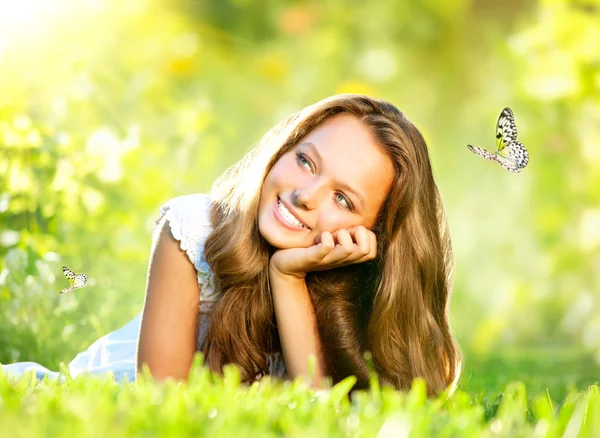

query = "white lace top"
[155,193,287,378]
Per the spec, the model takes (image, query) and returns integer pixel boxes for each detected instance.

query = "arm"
[269,269,327,388]
[136,217,201,381]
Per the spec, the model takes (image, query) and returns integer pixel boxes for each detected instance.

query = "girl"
[2,94,461,396]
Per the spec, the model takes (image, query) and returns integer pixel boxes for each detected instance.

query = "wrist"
[269,261,307,282]
[269,265,307,286]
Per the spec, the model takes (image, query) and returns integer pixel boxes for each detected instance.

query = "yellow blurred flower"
[335,80,377,96]
[256,53,288,83]
[166,56,197,78]
[167,33,200,78]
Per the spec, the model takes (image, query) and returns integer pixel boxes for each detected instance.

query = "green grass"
[459,346,600,404]
[2,353,599,438]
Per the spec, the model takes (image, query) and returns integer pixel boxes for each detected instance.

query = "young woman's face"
[258,113,395,249]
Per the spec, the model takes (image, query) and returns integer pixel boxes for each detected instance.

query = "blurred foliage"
[0,0,599,383]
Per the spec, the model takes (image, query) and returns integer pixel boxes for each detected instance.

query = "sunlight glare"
[0,0,70,50]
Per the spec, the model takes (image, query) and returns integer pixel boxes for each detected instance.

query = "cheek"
[269,157,305,186]
[262,163,286,194]
[317,207,357,231]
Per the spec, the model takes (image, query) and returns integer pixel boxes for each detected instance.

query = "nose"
[293,180,327,209]
[293,189,311,208]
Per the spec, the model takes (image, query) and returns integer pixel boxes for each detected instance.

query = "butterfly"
[60,266,88,294]
[467,107,529,173]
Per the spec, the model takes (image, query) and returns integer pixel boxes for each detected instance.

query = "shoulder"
[158,193,213,231]
[155,193,213,253]
[153,192,220,306]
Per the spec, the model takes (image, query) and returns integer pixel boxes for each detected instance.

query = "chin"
[258,196,312,250]
[258,221,310,250]
[259,228,298,250]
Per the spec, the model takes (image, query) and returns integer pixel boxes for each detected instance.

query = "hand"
[269,226,377,279]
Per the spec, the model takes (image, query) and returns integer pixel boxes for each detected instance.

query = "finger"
[313,230,354,266]
[314,230,333,245]
[331,228,359,244]
[316,232,351,264]
[369,231,377,258]
[314,231,335,258]
[348,226,370,256]
[301,234,335,266]
[333,229,357,259]
[320,231,335,247]
[345,226,377,263]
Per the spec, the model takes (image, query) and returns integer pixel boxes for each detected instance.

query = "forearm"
[269,270,327,388]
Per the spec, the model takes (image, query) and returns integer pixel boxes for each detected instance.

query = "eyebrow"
[300,142,366,210]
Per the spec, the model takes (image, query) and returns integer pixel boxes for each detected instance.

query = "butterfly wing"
[496,107,517,153]
[61,267,88,294]
[73,273,88,288]
[467,144,498,162]
[468,107,528,173]
[62,266,77,286]
[60,286,74,294]
[496,141,529,173]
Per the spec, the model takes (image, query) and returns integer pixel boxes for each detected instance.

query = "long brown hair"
[201,94,461,395]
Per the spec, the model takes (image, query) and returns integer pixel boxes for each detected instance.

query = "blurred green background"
[1,0,599,398]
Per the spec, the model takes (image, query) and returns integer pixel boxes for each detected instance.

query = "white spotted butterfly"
[60,266,88,294]
[467,107,529,173]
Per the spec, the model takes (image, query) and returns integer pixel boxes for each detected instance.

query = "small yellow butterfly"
[60,266,88,294]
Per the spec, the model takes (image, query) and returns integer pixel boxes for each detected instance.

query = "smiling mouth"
[275,197,310,230]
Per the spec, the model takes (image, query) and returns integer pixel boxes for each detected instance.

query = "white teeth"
[278,199,307,229]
